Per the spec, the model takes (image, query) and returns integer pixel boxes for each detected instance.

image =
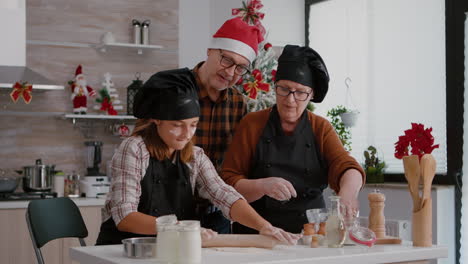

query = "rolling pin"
[202,234,279,249]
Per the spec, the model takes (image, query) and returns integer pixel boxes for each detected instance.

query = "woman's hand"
[200,228,218,242]
[338,169,362,219]
[260,177,297,201]
[338,190,359,218]
[259,223,301,245]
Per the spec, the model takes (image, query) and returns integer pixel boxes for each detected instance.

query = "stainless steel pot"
[19,159,55,192]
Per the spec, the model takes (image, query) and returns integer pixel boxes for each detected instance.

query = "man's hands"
[259,223,301,245]
[259,177,297,201]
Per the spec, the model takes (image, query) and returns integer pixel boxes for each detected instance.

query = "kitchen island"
[70,242,448,264]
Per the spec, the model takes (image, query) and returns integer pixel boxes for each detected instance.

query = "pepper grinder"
[368,190,386,239]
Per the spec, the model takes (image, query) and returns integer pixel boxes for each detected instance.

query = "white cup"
[53,175,65,197]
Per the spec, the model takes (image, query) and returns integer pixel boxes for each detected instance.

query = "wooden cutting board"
[375,236,402,245]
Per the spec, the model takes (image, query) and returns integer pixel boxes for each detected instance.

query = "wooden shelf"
[64,114,136,120]
[95,42,164,55]
[63,114,136,138]
[27,40,175,54]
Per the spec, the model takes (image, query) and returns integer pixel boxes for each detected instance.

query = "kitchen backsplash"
[0,0,178,175]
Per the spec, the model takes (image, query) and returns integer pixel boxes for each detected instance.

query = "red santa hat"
[209,17,264,63]
[75,65,83,79]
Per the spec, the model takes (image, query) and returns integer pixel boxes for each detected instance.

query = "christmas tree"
[95,72,122,115]
[232,0,277,112]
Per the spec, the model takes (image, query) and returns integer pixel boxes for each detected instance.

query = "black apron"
[233,106,328,234]
[96,152,196,245]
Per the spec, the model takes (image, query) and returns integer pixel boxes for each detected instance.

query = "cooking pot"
[0,169,19,193]
[17,159,55,192]
[0,177,19,193]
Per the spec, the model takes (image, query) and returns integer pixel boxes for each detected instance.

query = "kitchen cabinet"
[0,203,103,264]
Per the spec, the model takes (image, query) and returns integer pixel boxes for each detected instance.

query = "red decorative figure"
[70,65,96,114]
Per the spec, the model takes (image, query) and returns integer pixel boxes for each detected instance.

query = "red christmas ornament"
[271,70,277,82]
[118,124,130,137]
[236,76,244,85]
[264,43,272,50]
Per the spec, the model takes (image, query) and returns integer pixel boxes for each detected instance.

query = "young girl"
[96,68,300,245]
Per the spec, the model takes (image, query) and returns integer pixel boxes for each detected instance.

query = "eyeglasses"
[275,85,312,101]
[219,50,250,76]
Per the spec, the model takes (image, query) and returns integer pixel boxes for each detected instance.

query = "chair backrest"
[26,197,88,264]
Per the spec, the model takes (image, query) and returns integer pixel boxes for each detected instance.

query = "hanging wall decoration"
[10,82,32,104]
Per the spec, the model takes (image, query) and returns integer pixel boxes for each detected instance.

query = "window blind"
[308,0,447,174]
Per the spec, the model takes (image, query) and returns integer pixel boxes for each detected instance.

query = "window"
[306,0,447,174]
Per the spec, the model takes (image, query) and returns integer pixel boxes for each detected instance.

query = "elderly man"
[192,17,264,234]
[222,45,365,234]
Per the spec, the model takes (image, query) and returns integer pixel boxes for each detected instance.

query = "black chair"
[26,197,88,264]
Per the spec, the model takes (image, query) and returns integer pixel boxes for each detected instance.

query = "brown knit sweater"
[221,108,365,193]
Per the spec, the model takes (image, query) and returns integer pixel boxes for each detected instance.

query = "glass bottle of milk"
[326,195,346,248]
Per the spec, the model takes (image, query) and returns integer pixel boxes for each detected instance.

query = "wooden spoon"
[420,154,436,209]
[402,155,421,212]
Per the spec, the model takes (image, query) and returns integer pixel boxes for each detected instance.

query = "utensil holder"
[412,198,432,247]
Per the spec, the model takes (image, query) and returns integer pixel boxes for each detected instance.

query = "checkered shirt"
[192,62,247,172]
[102,136,244,225]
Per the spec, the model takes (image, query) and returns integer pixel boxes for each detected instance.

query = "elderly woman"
[95,68,299,245]
[221,45,365,234]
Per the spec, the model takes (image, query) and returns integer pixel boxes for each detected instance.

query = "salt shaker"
[141,20,151,45]
[178,220,201,264]
[368,190,386,238]
[132,19,141,44]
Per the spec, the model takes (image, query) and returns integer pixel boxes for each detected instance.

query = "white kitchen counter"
[0,197,106,209]
[70,243,448,264]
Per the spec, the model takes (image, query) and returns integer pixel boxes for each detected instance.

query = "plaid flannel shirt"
[192,62,247,172]
[102,136,244,225]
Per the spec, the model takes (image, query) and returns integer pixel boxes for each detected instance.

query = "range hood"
[0,66,64,90]
[0,0,64,90]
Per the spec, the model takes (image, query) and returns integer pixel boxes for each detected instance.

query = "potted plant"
[327,105,352,151]
[363,145,386,183]
[339,109,359,127]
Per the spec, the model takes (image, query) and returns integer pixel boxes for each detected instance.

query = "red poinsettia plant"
[394,123,439,159]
